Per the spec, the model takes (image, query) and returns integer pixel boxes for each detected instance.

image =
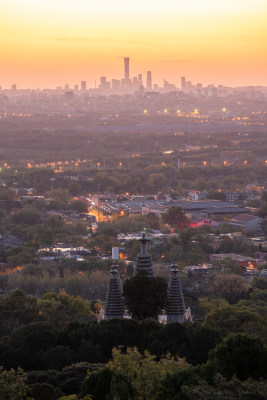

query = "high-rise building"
[166,264,185,323]
[100,76,106,85]
[181,77,186,91]
[112,79,121,90]
[146,71,152,91]
[134,233,155,278]
[124,57,130,80]
[99,76,110,90]
[104,266,124,320]
[81,81,87,91]
[132,77,139,90]
[138,74,143,86]
[187,81,192,89]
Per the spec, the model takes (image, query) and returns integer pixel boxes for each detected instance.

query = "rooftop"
[230,214,262,223]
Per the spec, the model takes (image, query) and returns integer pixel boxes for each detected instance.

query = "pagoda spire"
[134,233,155,278]
[104,265,124,320]
[166,264,185,323]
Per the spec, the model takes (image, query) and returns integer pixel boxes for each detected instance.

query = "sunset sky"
[1,0,267,89]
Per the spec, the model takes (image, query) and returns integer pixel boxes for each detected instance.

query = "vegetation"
[123,275,168,319]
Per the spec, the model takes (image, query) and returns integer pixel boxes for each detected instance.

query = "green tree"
[211,274,251,304]
[107,347,188,400]
[148,173,167,190]
[181,374,267,400]
[216,237,234,253]
[204,305,260,334]
[162,207,189,230]
[45,215,65,230]
[205,333,267,381]
[0,366,28,400]
[13,206,41,225]
[0,290,39,335]
[206,191,227,201]
[31,383,57,400]
[123,275,167,320]
[37,292,94,328]
[71,200,88,213]
[81,367,137,400]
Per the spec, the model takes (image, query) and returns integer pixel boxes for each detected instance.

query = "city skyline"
[1,0,267,88]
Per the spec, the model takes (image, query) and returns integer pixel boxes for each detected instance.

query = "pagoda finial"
[139,232,149,256]
[134,232,154,278]
[171,263,179,272]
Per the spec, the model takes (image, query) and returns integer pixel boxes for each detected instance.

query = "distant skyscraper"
[146,71,152,91]
[124,57,130,79]
[132,77,139,89]
[112,79,121,90]
[11,84,16,91]
[74,84,78,91]
[100,76,107,85]
[81,81,87,91]
[138,74,143,86]
[181,77,186,90]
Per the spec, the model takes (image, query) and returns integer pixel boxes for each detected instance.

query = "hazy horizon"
[1,0,267,89]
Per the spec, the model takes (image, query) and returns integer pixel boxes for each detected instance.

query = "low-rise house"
[190,216,218,229]
[188,191,206,201]
[0,235,22,249]
[210,253,260,269]
[229,214,262,233]
[184,263,221,275]
[225,192,241,202]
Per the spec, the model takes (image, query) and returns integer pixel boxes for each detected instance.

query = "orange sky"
[1,0,267,88]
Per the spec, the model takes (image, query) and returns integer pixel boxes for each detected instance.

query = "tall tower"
[166,264,185,323]
[104,266,124,320]
[181,77,186,91]
[177,158,181,172]
[146,71,152,91]
[81,81,87,91]
[124,57,130,80]
[134,233,155,278]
